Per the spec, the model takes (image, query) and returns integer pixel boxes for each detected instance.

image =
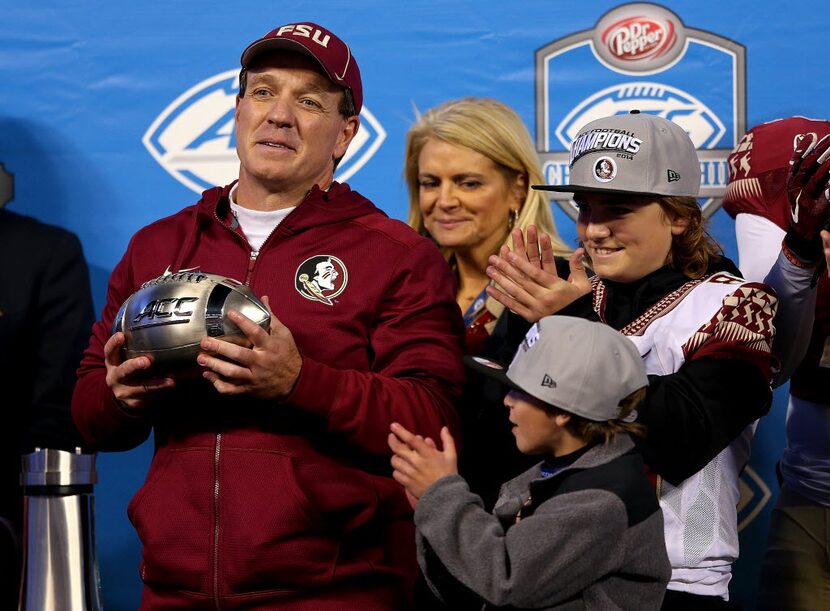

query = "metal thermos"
[18,448,102,611]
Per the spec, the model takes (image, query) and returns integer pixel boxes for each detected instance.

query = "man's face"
[235,53,358,199]
[313,259,338,290]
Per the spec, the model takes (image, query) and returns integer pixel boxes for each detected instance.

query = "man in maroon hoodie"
[72,22,465,610]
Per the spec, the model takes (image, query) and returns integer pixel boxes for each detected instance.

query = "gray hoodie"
[415,434,669,610]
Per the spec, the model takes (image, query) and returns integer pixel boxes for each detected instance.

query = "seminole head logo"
[593,157,617,182]
[295,255,348,305]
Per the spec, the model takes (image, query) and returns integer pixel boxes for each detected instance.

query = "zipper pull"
[245,250,258,284]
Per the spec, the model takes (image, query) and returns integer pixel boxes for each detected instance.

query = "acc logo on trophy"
[143,70,386,195]
[535,2,746,219]
[294,255,348,306]
[112,272,271,369]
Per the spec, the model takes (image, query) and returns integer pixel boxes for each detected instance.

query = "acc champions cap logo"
[143,70,385,194]
[535,2,746,219]
[294,255,348,306]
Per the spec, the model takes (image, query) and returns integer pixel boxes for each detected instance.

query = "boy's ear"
[554,412,571,427]
[670,215,689,235]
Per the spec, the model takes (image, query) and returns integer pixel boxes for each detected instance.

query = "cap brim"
[244,37,319,67]
[531,184,667,197]
[463,355,523,392]
[241,38,339,89]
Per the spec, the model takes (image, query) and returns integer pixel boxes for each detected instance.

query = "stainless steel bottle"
[19,448,102,611]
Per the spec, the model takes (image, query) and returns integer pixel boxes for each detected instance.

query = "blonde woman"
[405,97,572,512]
[406,97,571,355]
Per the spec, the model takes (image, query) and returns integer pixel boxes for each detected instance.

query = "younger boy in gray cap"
[389,315,670,610]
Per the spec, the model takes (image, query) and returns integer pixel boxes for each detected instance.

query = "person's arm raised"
[486,227,590,323]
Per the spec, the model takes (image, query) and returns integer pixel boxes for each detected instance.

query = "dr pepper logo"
[593,4,685,72]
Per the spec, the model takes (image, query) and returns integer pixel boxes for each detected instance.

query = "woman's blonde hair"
[404,97,570,257]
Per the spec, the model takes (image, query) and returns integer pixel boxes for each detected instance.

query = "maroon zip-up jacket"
[72,182,465,609]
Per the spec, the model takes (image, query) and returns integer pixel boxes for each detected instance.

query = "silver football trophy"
[18,448,102,611]
[112,271,271,370]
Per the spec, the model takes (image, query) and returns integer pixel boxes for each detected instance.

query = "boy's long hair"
[545,387,648,445]
[659,196,723,279]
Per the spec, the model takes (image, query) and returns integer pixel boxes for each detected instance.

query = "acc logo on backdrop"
[535,2,746,219]
[143,70,386,194]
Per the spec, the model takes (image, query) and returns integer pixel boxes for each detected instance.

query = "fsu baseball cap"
[240,22,363,114]
[535,111,700,198]
[466,316,648,422]
[723,116,830,225]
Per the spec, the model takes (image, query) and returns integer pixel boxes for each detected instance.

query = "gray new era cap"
[535,111,701,198]
[467,316,648,422]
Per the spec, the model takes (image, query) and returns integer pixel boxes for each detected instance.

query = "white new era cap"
[467,316,648,422]
[535,111,701,198]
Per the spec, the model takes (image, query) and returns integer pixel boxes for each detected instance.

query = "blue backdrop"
[1,1,825,608]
